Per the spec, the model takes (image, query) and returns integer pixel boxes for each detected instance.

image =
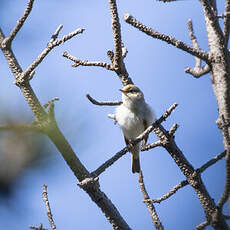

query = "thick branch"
[139,171,164,230]
[124,13,210,62]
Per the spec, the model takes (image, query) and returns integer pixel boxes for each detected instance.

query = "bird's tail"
[131,144,140,173]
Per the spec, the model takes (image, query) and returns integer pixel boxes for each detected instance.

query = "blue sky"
[0,0,229,229]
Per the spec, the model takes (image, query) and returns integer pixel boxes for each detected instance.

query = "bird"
[115,84,155,173]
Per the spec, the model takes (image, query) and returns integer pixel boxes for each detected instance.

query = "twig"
[141,140,162,151]
[42,185,57,230]
[139,171,164,230]
[148,180,188,204]
[124,13,210,63]
[29,224,46,230]
[149,151,226,204]
[5,0,34,46]
[196,221,209,230]
[224,214,230,219]
[20,27,84,81]
[92,147,129,176]
[185,19,210,78]
[198,151,226,173]
[109,0,123,69]
[63,52,114,70]
[86,94,122,106]
[168,123,179,136]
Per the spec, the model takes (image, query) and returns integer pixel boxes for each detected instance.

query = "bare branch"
[49,25,63,43]
[224,1,230,47]
[141,140,162,151]
[124,13,210,62]
[148,180,188,204]
[86,94,122,106]
[217,116,230,211]
[42,185,57,230]
[109,0,123,69]
[6,0,34,45]
[185,19,210,78]
[92,147,129,176]
[139,171,164,230]
[21,28,84,79]
[196,221,209,230]
[168,123,179,136]
[29,224,46,230]
[63,52,114,70]
[224,214,230,219]
[148,151,226,204]
[198,151,226,173]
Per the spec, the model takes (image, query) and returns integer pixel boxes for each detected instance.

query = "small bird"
[115,84,155,173]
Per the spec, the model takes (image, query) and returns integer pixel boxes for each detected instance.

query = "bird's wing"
[142,119,148,147]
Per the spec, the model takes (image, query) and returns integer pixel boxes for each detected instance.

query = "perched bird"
[115,84,155,173]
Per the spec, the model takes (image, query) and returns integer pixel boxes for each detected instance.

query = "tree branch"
[185,19,210,78]
[139,171,164,230]
[149,180,188,204]
[148,151,226,204]
[42,185,57,230]
[224,0,230,47]
[124,13,210,62]
[196,221,209,230]
[21,27,84,81]
[86,94,122,106]
[5,0,34,46]
[63,52,114,70]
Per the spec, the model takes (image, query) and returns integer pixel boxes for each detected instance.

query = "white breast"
[115,105,145,140]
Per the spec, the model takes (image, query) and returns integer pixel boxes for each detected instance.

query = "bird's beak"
[119,89,127,94]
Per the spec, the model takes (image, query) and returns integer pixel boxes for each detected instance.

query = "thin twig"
[139,171,164,230]
[42,185,57,230]
[198,151,226,173]
[63,51,114,70]
[92,147,129,176]
[86,94,122,106]
[124,13,210,62]
[29,224,46,230]
[148,180,188,204]
[6,0,34,45]
[185,19,210,78]
[196,221,209,230]
[148,151,226,204]
[21,28,84,80]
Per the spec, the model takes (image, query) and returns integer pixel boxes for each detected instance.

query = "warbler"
[115,84,155,173]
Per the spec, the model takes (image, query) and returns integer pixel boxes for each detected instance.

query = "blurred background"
[0,0,229,229]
